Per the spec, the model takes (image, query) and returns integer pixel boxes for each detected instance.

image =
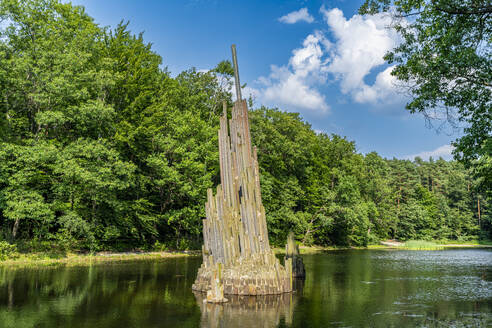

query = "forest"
[0,0,490,253]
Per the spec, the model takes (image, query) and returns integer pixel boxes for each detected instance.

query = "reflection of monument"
[194,292,298,328]
[192,45,291,298]
[285,232,305,279]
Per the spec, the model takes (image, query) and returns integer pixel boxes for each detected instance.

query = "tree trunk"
[92,199,97,222]
[397,186,402,209]
[12,218,20,239]
[478,198,481,227]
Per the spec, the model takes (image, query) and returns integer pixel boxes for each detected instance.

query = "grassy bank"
[274,240,492,255]
[436,239,492,246]
[0,251,199,269]
[1,239,490,269]
[401,240,444,250]
[273,244,367,255]
[4,245,354,268]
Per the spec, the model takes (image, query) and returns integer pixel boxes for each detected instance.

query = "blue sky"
[70,0,460,160]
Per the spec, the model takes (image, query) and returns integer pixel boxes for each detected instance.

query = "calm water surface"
[0,249,491,327]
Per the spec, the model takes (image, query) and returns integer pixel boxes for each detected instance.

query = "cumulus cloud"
[405,144,455,161]
[239,85,261,102]
[353,66,399,104]
[253,32,330,113]
[249,7,403,113]
[320,7,402,104]
[278,8,314,24]
[262,66,329,112]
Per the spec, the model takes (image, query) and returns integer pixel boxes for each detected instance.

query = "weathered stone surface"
[193,46,291,296]
[193,258,291,295]
[205,263,228,303]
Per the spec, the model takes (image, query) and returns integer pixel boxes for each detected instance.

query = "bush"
[16,238,70,257]
[153,241,168,251]
[0,241,18,260]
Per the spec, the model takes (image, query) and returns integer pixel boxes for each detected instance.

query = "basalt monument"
[192,46,292,300]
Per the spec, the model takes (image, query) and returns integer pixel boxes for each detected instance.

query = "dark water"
[0,249,491,328]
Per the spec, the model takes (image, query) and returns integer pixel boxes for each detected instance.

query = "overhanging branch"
[434,5,492,15]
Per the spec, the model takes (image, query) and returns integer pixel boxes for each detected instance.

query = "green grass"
[274,244,396,255]
[430,238,492,246]
[402,240,444,250]
[434,239,479,245]
[479,239,492,246]
[0,251,199,269]
[367,244,390,249]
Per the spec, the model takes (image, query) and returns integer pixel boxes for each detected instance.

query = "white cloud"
[320,7,402,104]
[353,66,399,104]
[262,66,329,112]
[253,31,330,113]
[278,8,314,24]
[405,144,455,161]
[239,85,260,102]
[249,7,403,113]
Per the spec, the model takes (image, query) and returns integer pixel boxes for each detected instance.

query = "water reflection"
[297,249,492,327]
[0,259,203,328]
[0,249,490,327]
[194,279,304,328]
[194,291,298,328]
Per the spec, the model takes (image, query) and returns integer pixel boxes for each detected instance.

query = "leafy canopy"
[359,0,491,164]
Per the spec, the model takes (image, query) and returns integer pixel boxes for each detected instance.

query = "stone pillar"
[192,46,292,296]
[206,263,228,303]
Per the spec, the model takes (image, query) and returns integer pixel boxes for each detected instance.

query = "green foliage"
[0,0,489,253]
[153,241,168,252]
[0,241,18,260]
[359,0,491,166]
[357,1,491,241]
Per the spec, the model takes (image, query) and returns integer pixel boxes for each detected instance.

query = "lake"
[0,249,491,327]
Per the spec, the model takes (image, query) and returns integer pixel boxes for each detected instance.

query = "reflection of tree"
[194,290,300,328]
[0,266,96,327]
[298,252,492,327]
[0,253,490,327]
[0,258,202,328]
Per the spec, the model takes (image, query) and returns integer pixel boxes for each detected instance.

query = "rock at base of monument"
[205,289,228,303]
[204,266,229,303]
[193,259,292,295]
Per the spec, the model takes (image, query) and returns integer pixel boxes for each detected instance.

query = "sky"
[69,0,461,160]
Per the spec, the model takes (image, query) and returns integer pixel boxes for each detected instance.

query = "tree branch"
[395,10,424,18]
[434,5,492,15]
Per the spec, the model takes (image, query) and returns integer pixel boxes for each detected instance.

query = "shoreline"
[0,250,200,269]
[293,243,492,254]
[1,243,490,269]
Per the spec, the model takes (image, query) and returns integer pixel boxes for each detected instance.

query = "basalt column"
[192,45,291,296]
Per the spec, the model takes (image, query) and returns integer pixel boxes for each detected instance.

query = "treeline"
[0,0,489,252]
[249,108,489,245]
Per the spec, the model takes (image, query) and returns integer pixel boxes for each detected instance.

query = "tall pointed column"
[193,45,291,296]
